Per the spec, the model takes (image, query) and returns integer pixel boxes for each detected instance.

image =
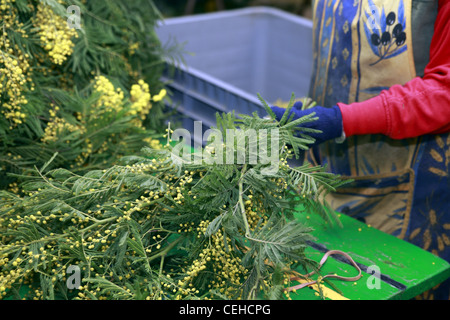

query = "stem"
[35,166,70,194]
[147,236,184,264]
[1,216,117,255]
[237,164,282,245]
[249,268,262,299]
[62,203,101,223]
[166,122,171,146]
[78,216,117,234]
[159,255,165,278]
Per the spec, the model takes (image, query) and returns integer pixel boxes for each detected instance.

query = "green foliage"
[0,94,348,300]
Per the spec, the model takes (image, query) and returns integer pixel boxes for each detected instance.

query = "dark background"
[153,0,313,18]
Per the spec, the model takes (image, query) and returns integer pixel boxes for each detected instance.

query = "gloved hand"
[271,101,345,146]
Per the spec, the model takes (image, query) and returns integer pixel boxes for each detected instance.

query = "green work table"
[287,211,450,300]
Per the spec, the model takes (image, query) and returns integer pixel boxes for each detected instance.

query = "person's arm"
[339,0,450,139]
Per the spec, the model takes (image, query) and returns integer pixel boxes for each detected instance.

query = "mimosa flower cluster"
[41,105,82,144]
[33,3,79,65]
[93,76,125,114]
[0,0,31,129]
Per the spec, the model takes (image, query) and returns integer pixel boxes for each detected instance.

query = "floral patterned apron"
[308,0,449,299]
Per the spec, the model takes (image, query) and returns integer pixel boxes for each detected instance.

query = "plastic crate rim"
[163,62,265,108]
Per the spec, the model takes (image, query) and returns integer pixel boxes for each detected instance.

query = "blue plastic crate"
[156,6,313,145]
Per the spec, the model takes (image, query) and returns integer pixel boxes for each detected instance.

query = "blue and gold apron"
[308,0,449,299]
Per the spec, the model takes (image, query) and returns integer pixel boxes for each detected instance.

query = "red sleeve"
[338,0,450,139]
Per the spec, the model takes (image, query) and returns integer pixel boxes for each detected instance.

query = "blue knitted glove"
[271,102,344,146]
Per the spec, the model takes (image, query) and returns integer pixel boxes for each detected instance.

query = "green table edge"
[289,208,450,300]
